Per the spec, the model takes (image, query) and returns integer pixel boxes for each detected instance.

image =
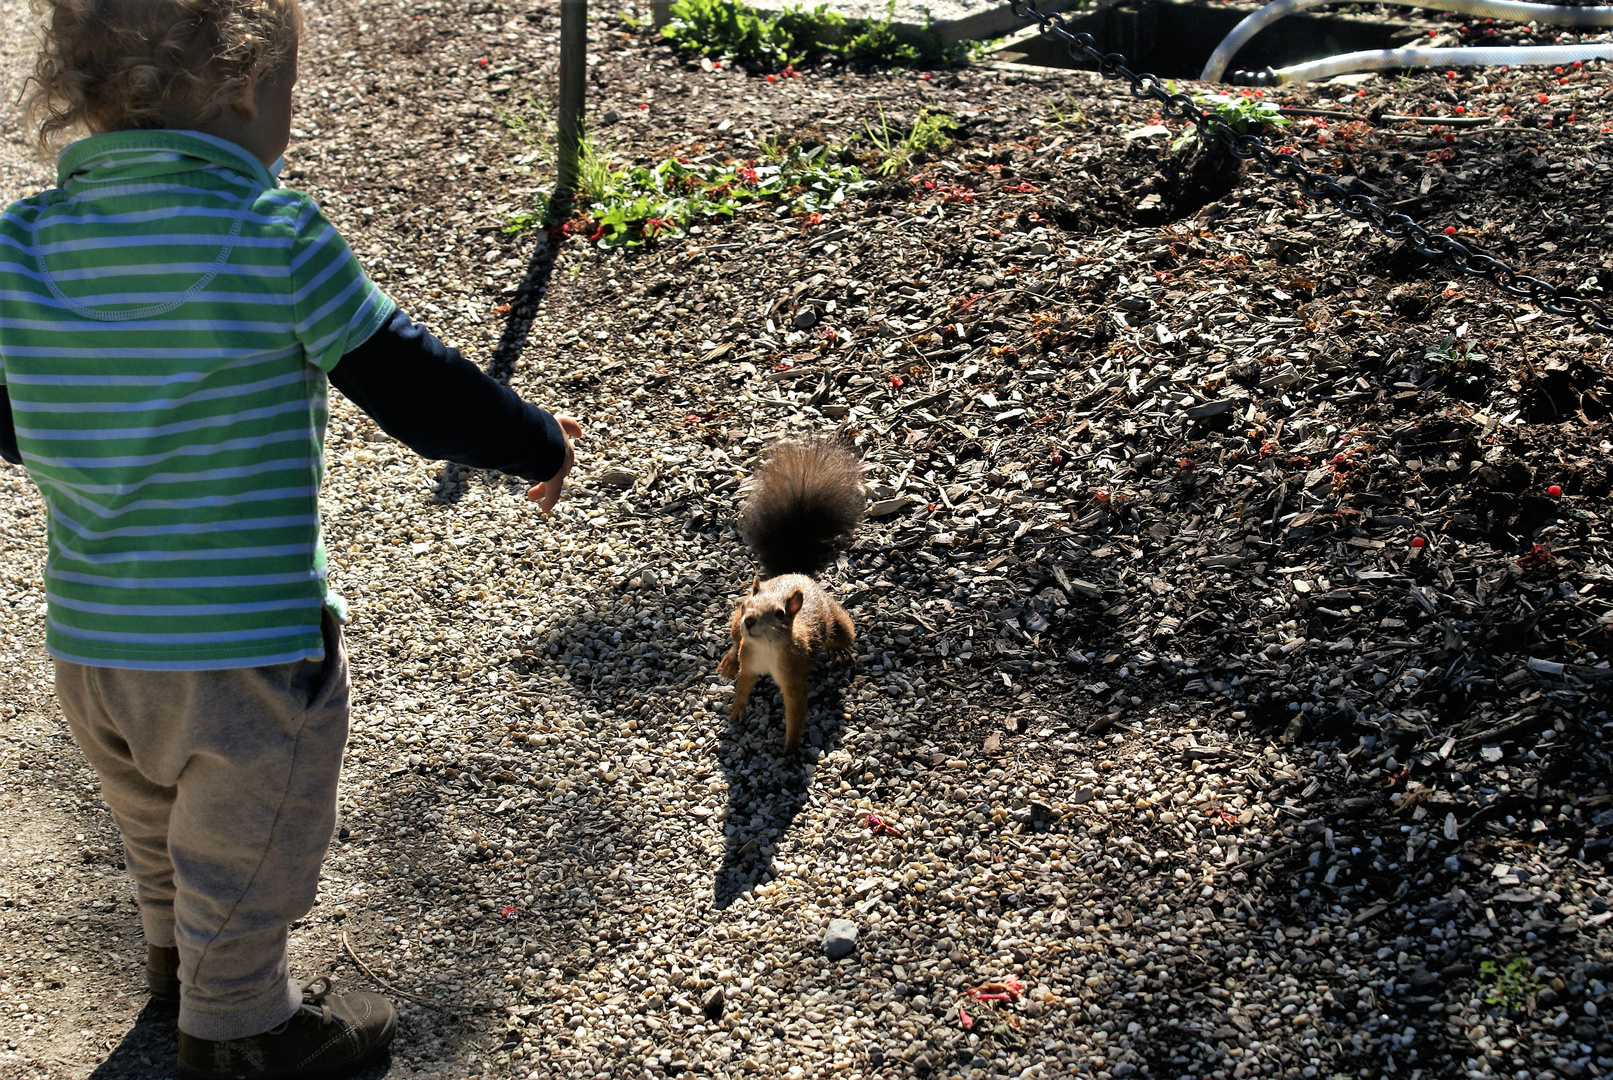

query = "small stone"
[823,918,859,959]
[867,497,912,518]
[702,984,725,1020]
[1185,398,1235,420]
[596,466,639,488]
[792,307,819,330]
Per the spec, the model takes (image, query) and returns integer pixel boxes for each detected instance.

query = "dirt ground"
[2,1,1612,1078]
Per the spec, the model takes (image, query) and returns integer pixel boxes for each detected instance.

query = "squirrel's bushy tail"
[739,436,864,578]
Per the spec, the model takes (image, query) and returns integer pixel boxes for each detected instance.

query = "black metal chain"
[1007,0,1612,335]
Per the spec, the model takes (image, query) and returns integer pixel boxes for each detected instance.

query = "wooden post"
[651,0,672,29]
[555,0,587,204]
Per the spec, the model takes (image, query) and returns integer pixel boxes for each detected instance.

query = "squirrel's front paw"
[717,649,738,679]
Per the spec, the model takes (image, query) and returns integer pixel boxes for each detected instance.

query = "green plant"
[504,190,552,233]
[1045,93,1088,128]
[843,0,921,65]
[660,0,840,65]
[509,140,874,247]
[862,104,957,176]
[500,125,620,231]
[1171,92,1289,152]
[907,107,958,155]
[1478,958,1541,1012]
[1422,333,1490,388]
[659,0,975,69]
[574,133,618,204]
[848,2,978,66]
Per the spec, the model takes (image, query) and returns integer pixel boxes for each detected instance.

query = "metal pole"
[556,0,587,204]
[651,0,672,29]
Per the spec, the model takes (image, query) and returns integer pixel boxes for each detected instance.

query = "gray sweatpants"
[53,609,349,1041]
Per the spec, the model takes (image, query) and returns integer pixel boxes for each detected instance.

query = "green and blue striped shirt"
[0,130,395,669]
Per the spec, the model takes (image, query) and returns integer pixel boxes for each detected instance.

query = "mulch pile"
[328,1,1613,1071]
[1,0,1611,1077]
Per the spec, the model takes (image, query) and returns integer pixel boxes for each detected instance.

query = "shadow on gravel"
[89,1003,393,1079]
[713,665,851,910]
[526,559,858,910]
[88,999,176,1079]
[428,231,561,504]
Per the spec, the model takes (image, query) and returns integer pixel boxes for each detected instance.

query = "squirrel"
[718,436,865,756]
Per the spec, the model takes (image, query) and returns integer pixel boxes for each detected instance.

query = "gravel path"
[3,1,1613,1079]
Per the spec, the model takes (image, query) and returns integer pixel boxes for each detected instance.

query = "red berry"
[1454,105,1466,115]
[1444,226,1457,235]
[1411,536,1427,549]
[1548,485,1562,497]
[766,74,776,82]
[711,60,721,69]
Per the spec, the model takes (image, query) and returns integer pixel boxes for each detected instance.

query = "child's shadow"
[713,662,851,910]
[90,999,392,1078]
[88,999,176,1079]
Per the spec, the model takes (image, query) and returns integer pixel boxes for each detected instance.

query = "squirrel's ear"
[785,589,804,616]
[749,575,761,596]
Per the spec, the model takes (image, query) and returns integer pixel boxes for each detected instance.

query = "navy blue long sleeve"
[0,386,17,466]
[328,308,567,484]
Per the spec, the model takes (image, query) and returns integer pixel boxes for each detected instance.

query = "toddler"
[0,1,581,1076]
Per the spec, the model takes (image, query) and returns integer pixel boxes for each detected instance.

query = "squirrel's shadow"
[713,660,851,910]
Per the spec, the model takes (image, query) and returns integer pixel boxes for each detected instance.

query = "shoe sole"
[175,1010,397,1080]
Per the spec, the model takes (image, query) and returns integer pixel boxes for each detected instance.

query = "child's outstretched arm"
[329,308,580,511]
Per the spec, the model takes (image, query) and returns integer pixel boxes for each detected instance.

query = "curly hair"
[23,0,302,155]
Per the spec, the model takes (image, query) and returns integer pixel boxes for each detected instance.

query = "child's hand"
[527,416,584,513]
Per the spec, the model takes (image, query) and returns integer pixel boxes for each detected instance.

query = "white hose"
[1202,0,1613,82]
[1267,41,1613,81]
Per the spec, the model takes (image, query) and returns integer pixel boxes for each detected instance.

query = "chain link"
[1007,0,1611,334]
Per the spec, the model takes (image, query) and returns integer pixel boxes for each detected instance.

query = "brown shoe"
[148,944,181,1001]
[176,978,396,1080]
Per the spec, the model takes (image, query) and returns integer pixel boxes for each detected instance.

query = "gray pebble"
[823,918,859,959]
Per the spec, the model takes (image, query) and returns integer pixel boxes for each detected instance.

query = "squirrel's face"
[738,582,804,644]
